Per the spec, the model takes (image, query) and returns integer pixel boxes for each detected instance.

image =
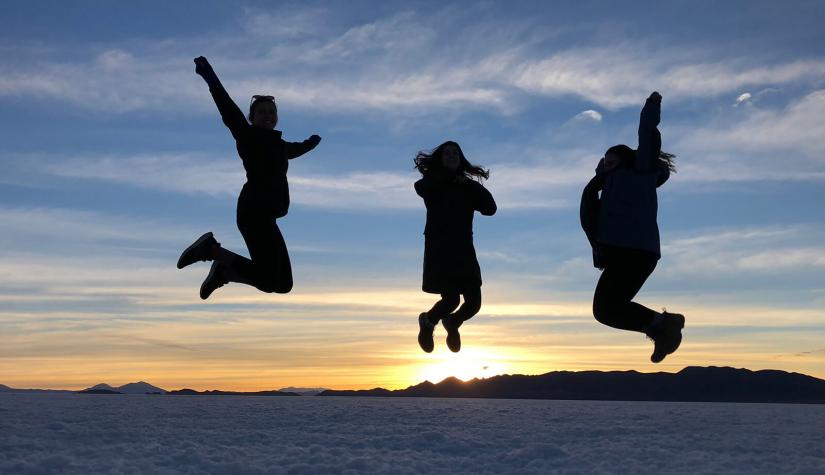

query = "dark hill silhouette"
[319,366,825,404]
[84,381,167,394]
[166,388,299,397]
[79,389,122,394]
[0,384,72,394]
[278,386,328,396]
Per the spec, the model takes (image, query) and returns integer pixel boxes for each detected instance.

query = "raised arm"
[285,135,322,160]
[194,56,248,141]
[471,181,497,216]
[636,91,662,173]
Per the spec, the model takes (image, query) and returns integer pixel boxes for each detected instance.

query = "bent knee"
[259,279,293,294]
[440,293,460,308]
[464,299,482,315]
[592,299,617,326]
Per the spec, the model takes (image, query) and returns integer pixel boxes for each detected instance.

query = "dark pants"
[229,207,293,294]
[426,286,482,325]
[592,246,659,333]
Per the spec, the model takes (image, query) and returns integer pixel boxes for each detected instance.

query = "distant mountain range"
[0,383,72,394]
[4,367,825,403]
[82,381,167,394]
[319,366,825,404]
[167,388,299,396]
[278,386,328,396]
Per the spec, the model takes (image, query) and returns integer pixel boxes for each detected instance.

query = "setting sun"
[415,348,511,384]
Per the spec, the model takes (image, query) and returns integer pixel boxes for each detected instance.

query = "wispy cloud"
[661,225,825,277]
[735,92,752,105]
[673,90,825,183]
[573,110,602,122]
[41,151,583,210]
[2,9,824,115]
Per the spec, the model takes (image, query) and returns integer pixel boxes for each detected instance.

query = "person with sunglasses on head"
[177,56,321,299]
[580,91,684,363]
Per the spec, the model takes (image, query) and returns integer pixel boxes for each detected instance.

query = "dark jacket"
[581,98,670,265]
[204,75,318,218]
[415,173,497,294]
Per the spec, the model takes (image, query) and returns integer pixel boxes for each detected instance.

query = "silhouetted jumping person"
[580,91,684,363]
[414,141,497,353]
[177,56,321,299]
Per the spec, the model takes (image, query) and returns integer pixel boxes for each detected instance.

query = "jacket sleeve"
[201,72,248,141]
[414,178,426,198]
[636,97,661,173]
[580,174,603,248]
[472,181,497,216]
[415,175,441,199]
[285,137,319,160]
[580,173,606,269]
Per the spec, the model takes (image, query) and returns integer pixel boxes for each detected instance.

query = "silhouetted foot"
[418,313,435,353]
[200,261,228,300]
[177,232,218,269]
[649,311,685,363]
[442,315,461,353]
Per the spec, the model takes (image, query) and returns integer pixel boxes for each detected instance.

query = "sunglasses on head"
[251,95,275,104]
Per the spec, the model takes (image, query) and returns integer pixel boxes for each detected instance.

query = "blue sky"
[2,0,824,390]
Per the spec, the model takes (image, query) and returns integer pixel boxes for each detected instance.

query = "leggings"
[592,246,659,333]
[225,207,293,294]
[426,286,482,326]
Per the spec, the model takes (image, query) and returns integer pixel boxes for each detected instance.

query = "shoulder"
[464,179,485,189]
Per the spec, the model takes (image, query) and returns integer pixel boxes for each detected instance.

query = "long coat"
[415,174,497,294]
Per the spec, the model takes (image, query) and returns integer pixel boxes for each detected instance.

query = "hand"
[648,91,662,103]
[194,56,214,78]
[309,134,322,146]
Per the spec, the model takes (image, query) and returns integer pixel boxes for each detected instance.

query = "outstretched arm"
[636,91,662,173]
[285,135,322,160]
[194,56,248,140]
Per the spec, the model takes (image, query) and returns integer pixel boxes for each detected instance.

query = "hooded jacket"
[581,98,670,264]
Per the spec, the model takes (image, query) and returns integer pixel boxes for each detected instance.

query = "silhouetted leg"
[592,249,659,333]
[453,286,482,324]
[212,209,292,294]
[210,245,257,287]
[426,292,460,324]
[236,210,293,294]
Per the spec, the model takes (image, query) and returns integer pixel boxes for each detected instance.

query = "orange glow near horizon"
[4,287,825,392]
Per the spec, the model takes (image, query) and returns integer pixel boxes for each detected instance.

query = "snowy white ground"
[1,394,824,474]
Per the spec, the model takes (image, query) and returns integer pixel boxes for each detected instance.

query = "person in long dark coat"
[580,91,684,363]
[414,141,497,353]
[176,56,321,299]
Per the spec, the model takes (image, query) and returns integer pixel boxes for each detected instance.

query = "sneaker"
[200,262,228,300]
[177,232,218,269]
[418,313,435,353]
[442,315,462,353]
[649,311,685,363]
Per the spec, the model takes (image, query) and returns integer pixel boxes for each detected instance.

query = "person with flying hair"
[414,141,497,353]
[580,91,684,363]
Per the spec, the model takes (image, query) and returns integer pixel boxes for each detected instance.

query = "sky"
[1,0,824,391]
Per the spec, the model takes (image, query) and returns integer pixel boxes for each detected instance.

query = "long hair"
[414,141,489,181]
[606,144,676,173]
